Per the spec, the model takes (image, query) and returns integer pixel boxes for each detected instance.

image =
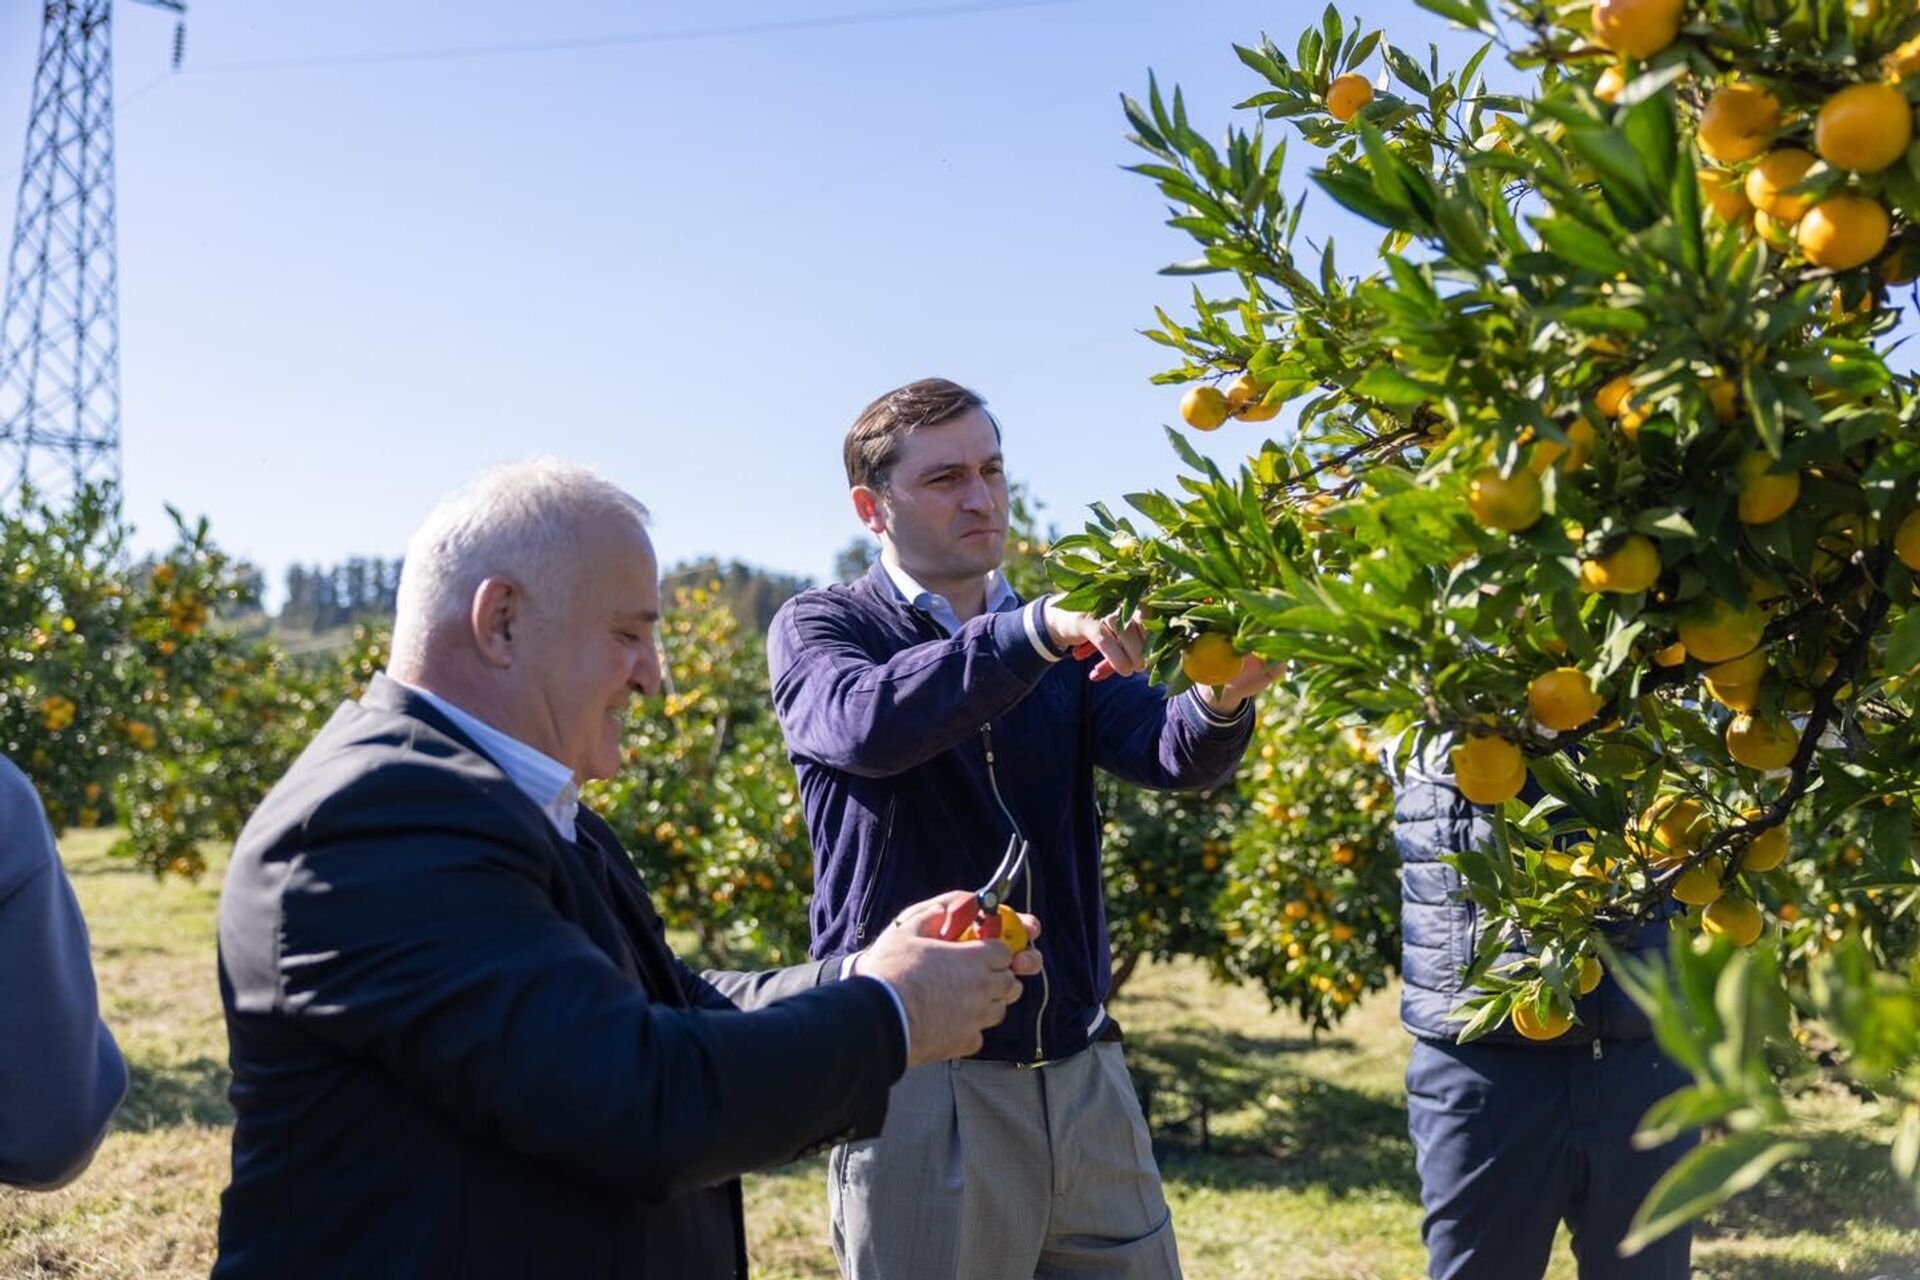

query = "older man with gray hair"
[213,458,1041,1280]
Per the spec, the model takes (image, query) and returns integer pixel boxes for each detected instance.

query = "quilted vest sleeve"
[1391,733,1662,1046]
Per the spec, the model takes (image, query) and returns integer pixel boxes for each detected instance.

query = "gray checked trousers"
[828,1041,1181,1280]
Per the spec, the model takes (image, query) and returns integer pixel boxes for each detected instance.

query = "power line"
[118,70,175,109]
[182,0,1084,77]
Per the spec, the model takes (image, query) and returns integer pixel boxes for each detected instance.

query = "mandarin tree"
[588,579,817,966]
[998,491,1403,1016]
[1050,0,1920,1229]
[0,486,339,874]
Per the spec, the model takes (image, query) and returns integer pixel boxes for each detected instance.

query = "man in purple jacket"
[769,378,1276,1280]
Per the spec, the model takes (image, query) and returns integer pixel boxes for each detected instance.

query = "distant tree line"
[658,557,814,633]
[275,554,817,636]
[280,558,403,634]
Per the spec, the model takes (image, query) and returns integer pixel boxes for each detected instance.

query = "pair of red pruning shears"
[938,833,1031,945]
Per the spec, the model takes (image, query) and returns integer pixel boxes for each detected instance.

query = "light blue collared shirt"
[391,677,581,842]
[878,558,1061,662]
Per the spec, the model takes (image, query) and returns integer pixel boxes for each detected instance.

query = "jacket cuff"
[841,952,913,1068]
[1024,600,1068,663]
[1179,687,1254,732]
[987,604,1057,681]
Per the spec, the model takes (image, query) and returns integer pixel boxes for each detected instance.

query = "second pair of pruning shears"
[938,833,1032,954]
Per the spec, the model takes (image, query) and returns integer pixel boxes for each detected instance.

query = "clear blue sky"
[0,2,1576,597]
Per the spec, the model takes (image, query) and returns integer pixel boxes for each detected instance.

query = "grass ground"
[3,830,1917,1279]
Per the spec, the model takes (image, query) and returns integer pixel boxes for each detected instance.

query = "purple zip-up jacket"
[768,561,1255,1063]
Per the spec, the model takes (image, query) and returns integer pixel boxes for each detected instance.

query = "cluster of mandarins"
[1453,0,1920,1034]
[1172,380,1287,688]
[1153,0,1920,1039]
[1595,0,1916,273]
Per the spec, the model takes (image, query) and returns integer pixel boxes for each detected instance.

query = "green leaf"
[1670,143,1706,275]
[1233,43,1285,84]
[1123,491,1182,530]
[1621,1132,1807,1257]
[1452,992,1514,1042]
[1534,217,1631,276]
[1893,1102,1920,1182]
[1613,62,1690,108]
[1598,618,1647,679]
[1559,125,1655,225]
[1887,606,1920,673]
[1636,1083,1746,1147]
[1346,30,1384,71]
[1121,94,1168,152]
[1414,0,1496,33]
[1313,168,1415,230]
[1743,366,1786,456]
[1434,190,1489,263]
[1527,752,1611,829]
[1051,582,1105,612]
[1357,120,1435,224]
[1871,793,1916,870]
[1162,424,1210,474]
[1633,509,1697,538]
[1384,43,1432,95]
[1353,364,1432,409]
[1621,85,1680,201]
[1159,256,1226,276]
[1554,304,1649,335]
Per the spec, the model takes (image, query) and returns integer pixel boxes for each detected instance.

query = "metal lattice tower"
[0,0,183,504]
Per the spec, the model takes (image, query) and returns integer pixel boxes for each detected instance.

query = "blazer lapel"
[574,811,690,1009]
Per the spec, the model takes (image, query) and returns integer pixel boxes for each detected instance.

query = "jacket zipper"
[851,796,898,949]
[981,721,1047,1063]
[859,598,940,953]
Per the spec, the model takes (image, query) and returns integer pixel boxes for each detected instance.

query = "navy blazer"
[213,675,903,1279]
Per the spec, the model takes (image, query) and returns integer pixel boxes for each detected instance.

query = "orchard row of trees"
[0,485,1401,1025]
[22,0,1920,1224]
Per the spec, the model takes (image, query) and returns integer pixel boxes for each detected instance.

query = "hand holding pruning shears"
[938,835,1033,954]
[858,870,1043,1065]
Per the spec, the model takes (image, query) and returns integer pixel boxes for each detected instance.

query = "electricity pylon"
[0,0,185,504]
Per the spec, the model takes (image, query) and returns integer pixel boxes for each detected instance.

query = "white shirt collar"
[389,675,580,842]
[879,557,1017,631]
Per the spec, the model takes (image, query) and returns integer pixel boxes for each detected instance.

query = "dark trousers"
[1406,1035,1695,1280]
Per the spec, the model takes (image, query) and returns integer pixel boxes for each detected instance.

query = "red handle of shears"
[938,895,985,941]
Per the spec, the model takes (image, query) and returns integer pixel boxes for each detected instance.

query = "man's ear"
[851,485,889,537]
[471,577,520,668]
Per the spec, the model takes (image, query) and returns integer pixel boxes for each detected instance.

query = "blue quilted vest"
[1390,731,1667,1046]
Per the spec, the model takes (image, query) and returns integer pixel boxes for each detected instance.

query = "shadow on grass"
[1124,1026,1420,1200]
[94,943,171,960]
[1696,1248,1920,1280]
[117,1055,233,1130]
[62,849,146,878]
[1699,1121,1920,1241]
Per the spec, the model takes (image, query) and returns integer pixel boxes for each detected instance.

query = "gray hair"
[390,458,649,672]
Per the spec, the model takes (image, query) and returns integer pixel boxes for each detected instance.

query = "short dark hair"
[843,377,998,490]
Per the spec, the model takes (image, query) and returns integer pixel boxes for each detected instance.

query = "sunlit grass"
[3,829,1915,1279]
